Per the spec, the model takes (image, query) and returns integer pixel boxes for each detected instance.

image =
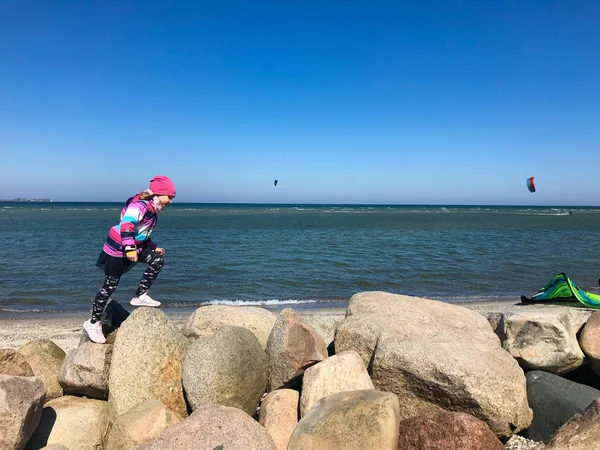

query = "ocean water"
[1,202,599,317]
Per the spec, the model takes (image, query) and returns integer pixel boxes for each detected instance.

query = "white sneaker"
[83,319,106,344]
[130,293,161,307]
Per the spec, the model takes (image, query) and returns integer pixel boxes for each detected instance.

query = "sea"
[1,202,599,317]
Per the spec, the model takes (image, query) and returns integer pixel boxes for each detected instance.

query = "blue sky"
[1,1,598,205]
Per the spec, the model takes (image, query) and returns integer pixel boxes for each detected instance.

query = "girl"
[83,175,176,344]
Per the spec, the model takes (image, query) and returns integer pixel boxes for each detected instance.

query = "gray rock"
[488,310,585,374]
[58,342,110,399]
[297,311,344,348]
[0,349,34,376]
[300,350,373,417]
[18,339,66,402]
[25,396,108,450]
[108,308,187,418]
[182,325,269,415]
[543,397,600,449]
[259,389,299,450]
[288,389,400,450]
[335,291,532,437]
[105,399,183,450]
[524,370,600,442]
[0,374,46,450]
[132,404,277,450]
[579,311,600,376]
[266,308,328,391]
[184,305,276,349]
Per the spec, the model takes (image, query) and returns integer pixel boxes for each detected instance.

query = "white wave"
[329,209,369,214]
[203,298,318,307]
[0,307,47,313]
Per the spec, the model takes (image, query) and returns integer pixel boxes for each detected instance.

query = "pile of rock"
[2,292,600,449]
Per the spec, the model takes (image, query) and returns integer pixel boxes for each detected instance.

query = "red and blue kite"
[526,177,536,193]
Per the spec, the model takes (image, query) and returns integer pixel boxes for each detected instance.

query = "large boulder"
[108,308,187,417]
[182,325,269,415]
[58,341,110,399]
[488,310,586,374]
[396,410,504,450]
[0,349,34,376]
[288,389,400,450]
[523,370,600,442]
[0,375,46,450]
[183,305,276,349]
[334,292,532,437]
[300,350,373,417]
[105,399,183,450]
[18,339,66,401]
[543,398,600,450]
[26,396,109,450]
[259,389,299,450]
[579,311,600,376]
[132,404,277,450]
[266,308,328,391]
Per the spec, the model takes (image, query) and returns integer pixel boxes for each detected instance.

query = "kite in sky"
[526,177,536,193]
[274,179,278,187]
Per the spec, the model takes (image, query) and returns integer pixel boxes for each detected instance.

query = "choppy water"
[1,202,599,316]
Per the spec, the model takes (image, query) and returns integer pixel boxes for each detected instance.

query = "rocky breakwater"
[3,295,600,449]
[335,292,533,438]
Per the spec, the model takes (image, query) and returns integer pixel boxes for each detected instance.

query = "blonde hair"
[139,189,156,200]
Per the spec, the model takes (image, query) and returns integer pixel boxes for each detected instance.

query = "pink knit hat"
[149,175,176,197]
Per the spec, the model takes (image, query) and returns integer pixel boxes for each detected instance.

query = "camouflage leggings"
[91,250,164,323]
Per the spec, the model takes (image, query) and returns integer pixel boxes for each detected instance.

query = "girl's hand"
[155,248,165,254]
[127,253,138,262]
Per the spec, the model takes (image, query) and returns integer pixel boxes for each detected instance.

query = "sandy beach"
[0,306,350,351]
[0,299,592,352]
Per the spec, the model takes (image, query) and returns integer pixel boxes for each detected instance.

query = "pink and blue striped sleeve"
[120,201,146,248]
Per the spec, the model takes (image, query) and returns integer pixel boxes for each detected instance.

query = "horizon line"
[1,200,597,208]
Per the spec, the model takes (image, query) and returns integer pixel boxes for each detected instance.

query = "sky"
[0,1,598,205]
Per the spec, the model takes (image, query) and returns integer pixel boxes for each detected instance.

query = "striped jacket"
[102,195,158,257]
